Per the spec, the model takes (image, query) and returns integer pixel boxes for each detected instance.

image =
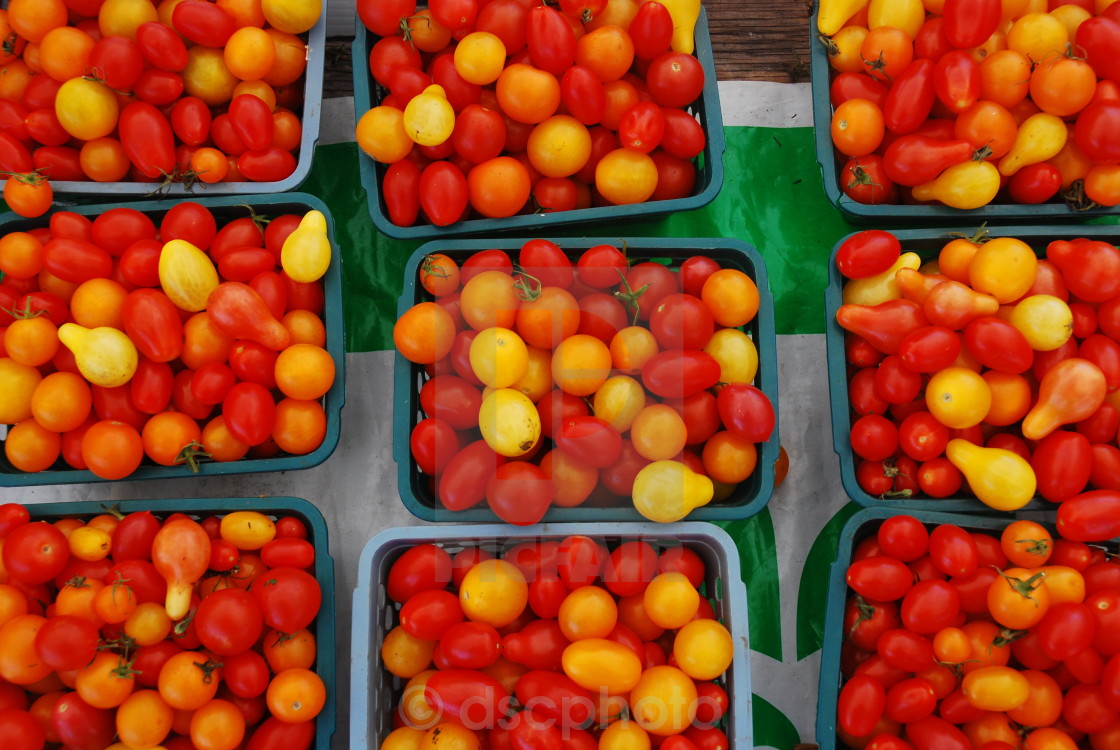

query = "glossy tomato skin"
[846,556,914,601]
[118,102,175,179]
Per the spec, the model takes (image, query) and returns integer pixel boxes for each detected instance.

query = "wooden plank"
[325,1,812,98]
[705,0,813,83]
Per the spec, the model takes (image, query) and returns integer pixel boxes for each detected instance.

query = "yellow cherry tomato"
[356,106,413,164]
[962,666,1030,711]
[628,665,699,736]
[403,85,455,147]
[219,511,276,551]
[459,559,528,628]
[469,328,529,389]
[527,115,592,178]
[868,0,924,36]
[1008,294,1072,351]
[643,572,700,629]
[69,526,112,562]
[159,239,219,312]
[595,148,658,204]
[969,236,1038,304]
[478,388,541,458]
[381,626,434,680]
[55,78,118,141]
[593,375,647,432]
[561,638,643,694]
[260,0,321,34]
[702,328,758,385]
[509,346,553,403]
[453,31,506,85]
[926,367,992,429]
[674,619,734,680]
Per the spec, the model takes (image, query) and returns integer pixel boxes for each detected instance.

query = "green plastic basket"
[352,522,750,750]
[393,236,779,523]
[24,496,336,750]
[808,5,1118,224]
[815,506,1119,749]
[825,223,1120,512]
[0,194,346,485]
[351,9,725,240]
[41,12,325,196]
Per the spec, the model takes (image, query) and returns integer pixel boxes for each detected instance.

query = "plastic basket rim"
[391,236,779,523]
[0,193,347,486]
[351,520,750,750]
[23,495,338,750]
[45,15,325,196]
[350,8,726,240]
[806,6,1119,223]
[825,223,1120,512]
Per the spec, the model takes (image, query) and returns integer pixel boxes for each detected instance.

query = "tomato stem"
[1013,537,1052,558]
[238,203,272,232]
[175,441,211,473]
[1062,179,1098,212]
[1,33,17,58]
[64,575,90,589]
[945,223,990,246]
[0,169,47,186]
[1,298,45,321]
[993,627,1027,648]
[173,607,197,637]
[612,268,650,326]
[99,503,126,521]
[994,568,1048,603]
[817,33,840,58]
[513,269,543,302]
[193,658,224,683]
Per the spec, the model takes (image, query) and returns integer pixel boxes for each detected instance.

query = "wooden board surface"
[325,0,813,98]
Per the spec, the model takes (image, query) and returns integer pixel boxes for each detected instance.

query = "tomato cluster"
[836,227,1120,529]
[0,201,337,480]
[392,239,777,524]
[819,0,1120,210]
[833,514,1120,750]
[0,502,326,750]
[356,0,709,228]
[0,0,322,215]
[379,534,734,750]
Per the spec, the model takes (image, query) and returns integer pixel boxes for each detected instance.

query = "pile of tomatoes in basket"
[356,0,709,226]
[835,515,1120,750]
[0,201,336,480]
[820,0,1120,209]
[837,227,1120,530]
[379,535,734,750]
[0,503,326,750]
[393,238,776,524]
[0,0,322,213]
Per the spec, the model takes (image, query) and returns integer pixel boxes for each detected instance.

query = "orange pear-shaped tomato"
[835,299,929,355]
[923,280,1001,330]
[1022,357,1107,440]
[896,269,949,304]
[151,518,212,620]
[206,282,291,351]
